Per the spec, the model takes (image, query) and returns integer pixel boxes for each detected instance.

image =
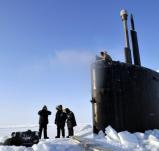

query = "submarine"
[91,9,159,133]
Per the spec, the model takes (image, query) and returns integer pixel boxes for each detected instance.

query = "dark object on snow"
[38,105,51,139]
[55,105,67,138]
[91,10,159,133]
[3,130,39,147]
[65,108,77,137]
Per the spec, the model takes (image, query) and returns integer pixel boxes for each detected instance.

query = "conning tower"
[91,10,159,133]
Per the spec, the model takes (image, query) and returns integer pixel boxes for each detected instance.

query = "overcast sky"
[0,0,159,126]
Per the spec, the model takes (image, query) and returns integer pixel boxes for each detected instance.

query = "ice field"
[0,124,159,150]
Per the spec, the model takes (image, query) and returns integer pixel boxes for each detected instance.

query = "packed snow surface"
[1,124,159,150]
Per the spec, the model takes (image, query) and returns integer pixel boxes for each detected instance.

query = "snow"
[105,125,120,143]
[32,139,82,151]
[118,131,139,148]
[75,124,93,138]
[1,124,159,150]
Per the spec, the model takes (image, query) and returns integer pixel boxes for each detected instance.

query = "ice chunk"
[151,129,159,138]
[105,126,120,143]
[134,132,145,140]
[78,125,92,132]
[118,131,139,148]
[148,135,159,147]
[94,130,105,139]
[145,130,153,138]
[98,130,105,138]
[75,125,93,138]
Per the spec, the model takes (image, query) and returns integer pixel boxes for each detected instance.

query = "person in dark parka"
[65,108,77,138]
[38,105,51,139]
[55,105,67,138]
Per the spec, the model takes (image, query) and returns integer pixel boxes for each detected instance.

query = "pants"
[68,127,74,136]
[57,126,65,137]
[39,124,47,139]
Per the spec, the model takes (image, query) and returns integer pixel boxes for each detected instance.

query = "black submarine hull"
[91,60,159,133]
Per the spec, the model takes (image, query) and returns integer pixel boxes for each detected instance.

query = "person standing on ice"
[100,51,112,63]
[55,105,67,138]
[38,105,51,139]
[64,108,77,138]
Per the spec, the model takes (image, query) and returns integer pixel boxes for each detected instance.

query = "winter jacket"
[38,109,51,125]
[66,111,77,128]
[55,110,67,127]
